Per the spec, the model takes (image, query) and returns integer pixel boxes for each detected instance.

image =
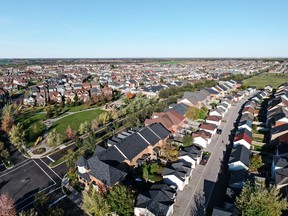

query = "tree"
[46,129,61,147]
[185,106,200,120]
[0,192,17,216]
[19,208,38,216]
[182,134,193,147]
[34,191,49,207]
[47,207,64,216]
[249,155,262,172]
[98,112,110,125]
[82,189,110,216]
[66,125,76,141]
[236,183,288,216]
[65,149,79,168]
[0,141,4,151]
[78,121,91,135]
[45,105,54,118]
[1,116,14,133]
[91,119,99,133]
[106,184,135,216]
[9,123,26,148]
[1,149,10,160]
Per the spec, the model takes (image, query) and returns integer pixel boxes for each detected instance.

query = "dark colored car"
[216,129,222,134]
[200,154,210,165]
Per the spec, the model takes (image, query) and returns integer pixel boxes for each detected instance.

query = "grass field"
[62,104,99,113]
[244,73,288,89]
[50,108,105,141]
[17,109,47,147]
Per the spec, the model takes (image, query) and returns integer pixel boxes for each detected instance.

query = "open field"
[244,73,288,89]
[50,108,105,141]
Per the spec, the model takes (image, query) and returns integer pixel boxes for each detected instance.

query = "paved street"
[173,98,247,216]
[0,147,69,212]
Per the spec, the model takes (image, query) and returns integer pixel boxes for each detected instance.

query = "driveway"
[172,98,247,216]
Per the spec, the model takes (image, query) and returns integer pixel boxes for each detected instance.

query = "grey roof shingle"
[148,123,171,140]
[229,145,250,167]
[135,184,176,216]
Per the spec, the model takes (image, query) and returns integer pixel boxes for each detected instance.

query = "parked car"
[200,153,210,165]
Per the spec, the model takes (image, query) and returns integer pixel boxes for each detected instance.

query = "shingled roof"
[135,184,176,216]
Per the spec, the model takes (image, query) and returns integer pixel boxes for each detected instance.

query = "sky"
[0,0,288,58]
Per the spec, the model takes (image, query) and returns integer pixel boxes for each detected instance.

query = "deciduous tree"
[236,183,288,216]
[0,192,17,216]
[82,189,110,216]
[1,149,10,160]
[106,184,135,216]
[78,121,91,135]
[66,125,76,140]
[9,123,26,148]
[46,129,61,147]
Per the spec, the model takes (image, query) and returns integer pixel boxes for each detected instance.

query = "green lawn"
[244,73,288,89]
[62,104,99,113]
[159,61,184,64]
[22,113,47,147]
[50,109,106,141]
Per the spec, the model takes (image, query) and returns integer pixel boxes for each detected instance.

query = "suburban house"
[164,103,189,117]
[134,184,176,216]
[228,145,250,171]
[178,145,203,168]
[192,130,212,148]
[270,124,288,147]
[271,155,288,190]
[237,120,253,132]
[76,123,170,190]
[145,110,185,133]
[163,162,192,191]
[233,128,252,149]
[209,108,224,117]
[206,115,222,126]
[228,169,251,190]
[199,123,217,135]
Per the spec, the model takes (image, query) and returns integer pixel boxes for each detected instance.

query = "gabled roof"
[275,168,288,187]
[87,155,127,186]
[138,126,161,146]
[148,123,171,140]
[199,123,217,131]
[206,115,222,122]
[238,120,252,129]
[273,155,288,168]
[229,169,250,187]
[135,184,176,216]
[116,133,150,160]
[179,145,202,159]
[163,162,191,181]
[164,103,189,116]
[236,128,252,138]
[192,130,211,139]
[271,124,288,136]
[76,156,88,168]
[229,145,250,167]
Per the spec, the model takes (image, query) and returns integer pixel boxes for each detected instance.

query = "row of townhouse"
[212,90,266,215]
[268,83,288,191]
[23,85,113,106]
[137,81,244,215]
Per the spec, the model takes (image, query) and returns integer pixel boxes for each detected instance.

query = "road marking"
[47,156,55,162]
[39,158,63,180]
[0,160,32,178]
[17,186,61,212]
[33,160,56,184]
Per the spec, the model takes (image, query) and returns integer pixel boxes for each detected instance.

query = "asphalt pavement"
[172,98,246,216]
